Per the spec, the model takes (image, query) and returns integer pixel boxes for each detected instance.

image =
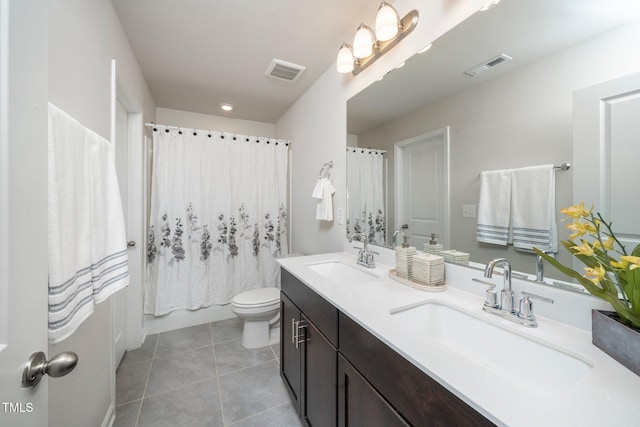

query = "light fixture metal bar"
[352,10,419,76]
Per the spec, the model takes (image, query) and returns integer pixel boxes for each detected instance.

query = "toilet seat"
[231,287,280,308]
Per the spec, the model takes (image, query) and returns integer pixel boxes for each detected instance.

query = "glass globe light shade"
[353,24,374,59]
[336,43,354,73]
[375,1,399,42]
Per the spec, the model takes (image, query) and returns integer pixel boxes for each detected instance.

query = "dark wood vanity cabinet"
[281,267,493,427]
[339,312,494,427]
[281,269,338,426]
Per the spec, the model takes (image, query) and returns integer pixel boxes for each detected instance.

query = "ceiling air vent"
[265,59,306,82]
[464,53,512,77]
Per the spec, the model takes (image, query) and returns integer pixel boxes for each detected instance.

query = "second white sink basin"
[305,260,380,284]
[389,300,593,397]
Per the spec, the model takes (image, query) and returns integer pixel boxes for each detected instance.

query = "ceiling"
[347,0,640,135]
[111,0,385,124]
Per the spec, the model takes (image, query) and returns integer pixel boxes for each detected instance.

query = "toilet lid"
[232,287,280,307]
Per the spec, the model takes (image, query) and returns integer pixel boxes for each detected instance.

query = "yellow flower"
[561,202,593,219]
[584,265,605,285]
[621,256,640,270]
[592,236,615,251]
[566,221,598,240]
[571,240,594,257]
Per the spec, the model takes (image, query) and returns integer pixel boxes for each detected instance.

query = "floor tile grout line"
[210,321,228,426]
[217,357,278,378]
[135,334,159,426]
[226,401,292,426]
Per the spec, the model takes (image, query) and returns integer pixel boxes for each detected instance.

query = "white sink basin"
[305,260,380,284]
[389,300,592,397]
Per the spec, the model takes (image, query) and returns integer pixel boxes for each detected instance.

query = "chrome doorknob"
[22,351,78,388]
[127,240,136,248]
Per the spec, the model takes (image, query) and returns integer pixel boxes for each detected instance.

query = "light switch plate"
[337,208,345,225]
[462,204,476,218]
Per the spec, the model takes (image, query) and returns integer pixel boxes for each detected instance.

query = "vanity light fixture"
[336,2,418,76]
[220,103,233,112]
[353,24,376,58]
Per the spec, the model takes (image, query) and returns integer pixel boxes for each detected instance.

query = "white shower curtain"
[346,148,385,245]
[145,128,289,315]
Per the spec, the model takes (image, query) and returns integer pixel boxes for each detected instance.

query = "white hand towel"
[48,103,129,343]
[312,177,335,221]
[477,169,512,246]
[511,165,557,252]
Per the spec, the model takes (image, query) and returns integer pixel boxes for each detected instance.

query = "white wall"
[275,0,487,255]
[356,20,640,275]
[156,107,276,137]
[47,0,155,426]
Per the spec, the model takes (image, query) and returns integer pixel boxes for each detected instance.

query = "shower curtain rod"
[144,122,291,145]
[346,146,387,154]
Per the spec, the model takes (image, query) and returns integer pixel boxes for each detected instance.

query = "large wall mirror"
[346,0,640,288]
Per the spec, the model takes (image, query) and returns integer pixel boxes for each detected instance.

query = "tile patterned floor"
[114,318,303,427]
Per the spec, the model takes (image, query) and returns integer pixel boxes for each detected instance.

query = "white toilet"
[231,287,280,349]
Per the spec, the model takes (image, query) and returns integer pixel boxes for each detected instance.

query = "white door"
[113,101,129,367]
[0,0,50,425]
[573,72,640,259]
[395,128,450,249]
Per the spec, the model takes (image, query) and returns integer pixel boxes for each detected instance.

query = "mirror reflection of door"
[573,71,640,266]
[394,128,450,250]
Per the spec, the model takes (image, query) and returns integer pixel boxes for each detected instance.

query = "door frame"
[394,127,450,249]
[109,60,146,362]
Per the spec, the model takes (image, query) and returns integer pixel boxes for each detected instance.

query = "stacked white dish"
[395,246,417,279]
[440,249,470,265]
[411,253,445,286]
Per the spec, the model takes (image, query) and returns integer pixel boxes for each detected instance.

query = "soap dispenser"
[395,234,416,279]
[423,233,443,255]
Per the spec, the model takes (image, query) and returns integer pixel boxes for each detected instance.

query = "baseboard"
[144,304,235,335]
[101,403,115,427]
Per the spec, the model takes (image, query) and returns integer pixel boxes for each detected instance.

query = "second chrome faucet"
[475,257,554,327]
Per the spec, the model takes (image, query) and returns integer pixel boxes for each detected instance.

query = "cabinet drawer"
[281,268,339,347]
[339,312,494,426]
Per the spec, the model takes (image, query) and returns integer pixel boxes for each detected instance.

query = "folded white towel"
[312,177,335,221]
[511,165,557,252]
[477,169,512,246]
[48,103,129,343]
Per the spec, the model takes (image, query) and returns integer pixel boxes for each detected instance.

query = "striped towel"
[511,165,557,252]
[477,169,512,246]
[48,103,129,343]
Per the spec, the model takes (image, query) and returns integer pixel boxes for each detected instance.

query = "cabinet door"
[338,355,409,427]
[281,293,302,413]
[302,314,337,427]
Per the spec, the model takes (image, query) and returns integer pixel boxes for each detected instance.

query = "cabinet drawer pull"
[294,320,308,349]
[291,318,296,344]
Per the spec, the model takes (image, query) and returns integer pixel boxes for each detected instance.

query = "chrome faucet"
[474,257,554,327]
[349,232,375,268]
[484,258,515,314]
[536,250,554,282]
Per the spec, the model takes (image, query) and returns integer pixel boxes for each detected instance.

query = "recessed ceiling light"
[220,103,233,112]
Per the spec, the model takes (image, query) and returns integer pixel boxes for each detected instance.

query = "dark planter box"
[592,309,640,377]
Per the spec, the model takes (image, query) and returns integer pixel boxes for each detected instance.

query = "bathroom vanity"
[280,267,491,426]
[278,252,640,427]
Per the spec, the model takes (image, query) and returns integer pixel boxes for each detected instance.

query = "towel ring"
[319,161,334,178]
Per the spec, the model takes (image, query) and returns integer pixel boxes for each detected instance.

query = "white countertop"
[278,252,640,427]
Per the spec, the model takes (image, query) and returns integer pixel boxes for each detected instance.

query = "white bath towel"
[477,169,512,246]
[48,103,129,343]
[312,177,335,221]
[511,165,557,252]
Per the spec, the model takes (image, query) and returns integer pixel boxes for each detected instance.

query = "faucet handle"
[472,278,498,309]
[518,292,554,326]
